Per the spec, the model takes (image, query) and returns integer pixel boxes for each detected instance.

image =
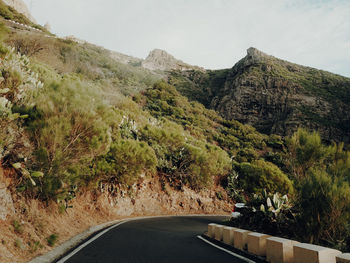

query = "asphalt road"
[58,215,251,263]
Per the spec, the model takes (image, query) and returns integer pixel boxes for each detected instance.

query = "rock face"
[0,168,15,221]
[169,47,350,143]
[44,22,51,31]
[210,48,350,142]
[2,0,36,23]
[142,49,203,71]
[109,50,143,66]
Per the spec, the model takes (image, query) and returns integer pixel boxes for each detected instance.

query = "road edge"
[28,214,229,263]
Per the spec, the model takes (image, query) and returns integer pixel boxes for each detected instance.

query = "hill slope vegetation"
[0,1,350,259]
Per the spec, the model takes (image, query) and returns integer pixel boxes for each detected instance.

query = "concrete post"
[337,253,350,263]
[266,236,299,263]
[207,223,217,238]
[247,232,271,257]
[293,243,341,263]
[214,225,224,241]
[233,229,251,250]
[222,226,236,246]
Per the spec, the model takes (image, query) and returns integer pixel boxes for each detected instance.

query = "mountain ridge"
[167,47,350,144]
[2,0,36,22]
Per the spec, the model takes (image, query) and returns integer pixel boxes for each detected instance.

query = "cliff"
[168,48,350,143]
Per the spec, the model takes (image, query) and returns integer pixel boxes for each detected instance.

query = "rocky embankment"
[0,165,231,263]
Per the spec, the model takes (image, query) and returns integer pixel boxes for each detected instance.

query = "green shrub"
[286,128,334,179]
[13,220,23,234]
[139,119,231,189]
[46,234,58,247]
[139,121,185,172]
[236,159,294,195]
[297,169,350,249]
[0,2,13,20]
[23,78,116,199]
[170,142,231,189]
[95,139,157,185]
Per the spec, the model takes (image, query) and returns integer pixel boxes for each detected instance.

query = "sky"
[22,0,350,77]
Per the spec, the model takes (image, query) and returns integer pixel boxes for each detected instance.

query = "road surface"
[57,216,251,263]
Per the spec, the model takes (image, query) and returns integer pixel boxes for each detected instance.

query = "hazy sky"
[23,0,350,76]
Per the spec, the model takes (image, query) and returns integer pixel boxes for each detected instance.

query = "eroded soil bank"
[0,172,231,263]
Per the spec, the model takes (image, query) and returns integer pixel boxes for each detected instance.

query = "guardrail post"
[293,243,341,263]
[222,226,236,246]
[266,237,298,263]
[247,232,271,257]
[233,229,251,250]
[207,223,217,238]
[214,225,224,241]
[337,253,350,263]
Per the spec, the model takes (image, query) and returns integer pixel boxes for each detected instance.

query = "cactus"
[257,190,293,221]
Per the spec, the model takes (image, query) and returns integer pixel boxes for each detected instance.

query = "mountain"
[168,47,350,144]
[142,48,204,71]
[2,0,36,22]
[1,2,350,261]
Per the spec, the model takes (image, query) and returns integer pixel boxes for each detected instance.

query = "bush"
[22,78,115,200]
[9,33,45,57]
[46,234,58,247]
[286,128,333,179]
[236,159,294,195]
[94,139,157,185]
[179,142,231,189]
[297,169,350,249]
[139,120,231,189]
[0,44,42,164]
[12,220,23,234]
[230,191,296,237]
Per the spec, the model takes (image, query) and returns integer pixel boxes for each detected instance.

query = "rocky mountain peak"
[142,49,185,71]
[246,47,270,60]
[232,47,273,70]
[148,49,175,59]
[142,49,204,72]
[2,0,36,23]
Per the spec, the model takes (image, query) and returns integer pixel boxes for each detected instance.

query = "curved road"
[56,216,250,263]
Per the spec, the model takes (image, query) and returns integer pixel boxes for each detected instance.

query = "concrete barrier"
[233,229,251,250]
[207,223,217,238]
[247,232,271,257]
[337,253,350,263]
[214,224,224,241]
[206,224,347,263]
[266,237,299,263]
[293,243,341,263]
[222,226,236,246]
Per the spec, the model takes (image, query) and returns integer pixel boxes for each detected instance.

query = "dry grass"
[0,176,231,263]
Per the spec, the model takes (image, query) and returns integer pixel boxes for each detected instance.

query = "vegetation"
[0,0,46,31]
[235,160,293,195]
[46,234,58,247]
[0,5,350,252]
[231,129,350,251]
[13,220,23,234]
[168,52,350,142]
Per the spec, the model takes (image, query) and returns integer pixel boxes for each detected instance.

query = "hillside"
[2,0,36,22]
[0,1,350,262]
[168,47,350,144]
